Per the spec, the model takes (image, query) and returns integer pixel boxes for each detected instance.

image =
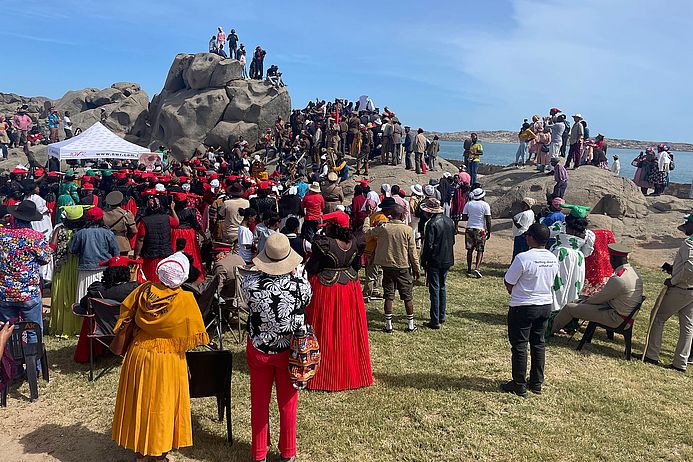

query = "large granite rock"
[58,83,149,140]
[483,165,649,219]
[148,52,291,160]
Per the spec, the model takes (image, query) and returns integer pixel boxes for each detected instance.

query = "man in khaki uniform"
[552,243,643,333]
[644,214,693,371]
[220,183,249,244]
[364,203,420,333]
[103,191,137,256]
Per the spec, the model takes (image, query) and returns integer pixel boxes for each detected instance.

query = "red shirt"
[301,192,325,221]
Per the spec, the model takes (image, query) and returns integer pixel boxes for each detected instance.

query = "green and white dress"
[549,232,586,312]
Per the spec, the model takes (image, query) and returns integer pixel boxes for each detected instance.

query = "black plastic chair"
[186,350,233,444]
[185,275,223,349]
[72,299,121,381]
[576,297,646,360]
[1,321,49,405]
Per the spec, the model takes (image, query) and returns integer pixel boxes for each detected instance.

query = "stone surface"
[482,165,649,219]
[85,88,125,108]
[646,195,693,213]
[223,80,290,129]
[182,53,223,90]
[149,87,230,159]
[204,121,259,153]
[148,52,291,159]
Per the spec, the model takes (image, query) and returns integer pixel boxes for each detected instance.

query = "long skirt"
[306,276,373,391]
[171,227,204,280]
[76,269,104,304]
[112,343,192,457]
[583,229,615,297]
[451,188,467,221]
[49,254,82,337]
[141,258,163,282]
[633,167,652,189]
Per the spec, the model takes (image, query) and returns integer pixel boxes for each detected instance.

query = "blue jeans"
[428,267,449,326]
[515,141,528,165]
[0,297,43,343]
[469,161,479,185]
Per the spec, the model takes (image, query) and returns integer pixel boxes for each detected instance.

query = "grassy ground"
[3,262,692,462]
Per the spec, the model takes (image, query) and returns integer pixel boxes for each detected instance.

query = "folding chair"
[1,321,49,405]
[187,350,234,444]
[576,297,646,360]
[74,299,121,381]
[226,266,257,344]
[185,276,222,350]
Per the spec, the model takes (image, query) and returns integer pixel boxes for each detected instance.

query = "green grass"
[5,263,693,462]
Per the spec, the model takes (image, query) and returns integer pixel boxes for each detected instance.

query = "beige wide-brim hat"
[308,182,321,193]
[327,171,338,182]
[253,233,303,275]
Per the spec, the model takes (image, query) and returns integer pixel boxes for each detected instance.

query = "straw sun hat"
[253,233,303,276]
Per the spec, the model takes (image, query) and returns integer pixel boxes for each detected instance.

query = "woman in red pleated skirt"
[171,194,205,280]
[304,214,373,391]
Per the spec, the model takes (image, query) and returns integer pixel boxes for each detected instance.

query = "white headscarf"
[381,183,391,197]
[361,190,381,212]
[156,252,190,289]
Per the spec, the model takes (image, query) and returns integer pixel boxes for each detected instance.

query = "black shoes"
[500,380,527,397]
[527,383,542,395]
[424,322,440,330]
[665,364,686,373]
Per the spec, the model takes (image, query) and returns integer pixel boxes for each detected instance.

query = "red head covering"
[320,211,350,228]
[86,207,104,222]
[81,182,94,190]
[99,256,143,267]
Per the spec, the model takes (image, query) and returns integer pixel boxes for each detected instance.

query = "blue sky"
[2,0,692,142]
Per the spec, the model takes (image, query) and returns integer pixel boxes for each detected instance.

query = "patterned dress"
[549,232,586,312]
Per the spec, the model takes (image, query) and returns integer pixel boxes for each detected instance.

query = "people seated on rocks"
[266,65,284,87]
[551,243,643,335]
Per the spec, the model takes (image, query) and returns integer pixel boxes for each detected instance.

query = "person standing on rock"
[404,126,414,170]
[414,128,427,174]
[239,49,248,78]
[550,157,568,199]
[546,113,566,167]
[12,107,32,147]
[426,135,441,171]
[63,111,73,139]
[216,26,226,51]
[465,133,483,185]
[227,28,239,59]
[392,119,403,166]
[462,187,491,278]
[48,107,60,143]
[253,46,267,80]
[566,114,584,169]
[209,35,218,53]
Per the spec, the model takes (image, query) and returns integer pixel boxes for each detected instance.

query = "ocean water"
[439,140,693,185]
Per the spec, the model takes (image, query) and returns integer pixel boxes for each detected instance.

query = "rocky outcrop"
[55,83,149,141]
[0,93,51,120]
[482,166,649,220]
[149,52,291,159]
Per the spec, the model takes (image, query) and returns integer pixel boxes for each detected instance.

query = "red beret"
[99,256,142,267]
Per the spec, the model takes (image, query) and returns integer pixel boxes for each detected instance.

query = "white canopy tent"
[47,122,150,161]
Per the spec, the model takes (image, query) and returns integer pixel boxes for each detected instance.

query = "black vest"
[141,214,172,259]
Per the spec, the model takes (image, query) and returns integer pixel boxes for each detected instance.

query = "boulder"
[86,87,125,108]
[111,82,141,96]
[182,53,224,90]
[209,59,243,88]
[483,166,648,219]
[204,121,259,153]
[223,80,290,130]
[163,54,194,92]
[149,87,230,159]
[647,195,693,213]
[54,88,100,115]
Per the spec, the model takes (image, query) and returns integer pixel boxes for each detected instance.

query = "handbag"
[110,312,137,356]
[288,325,321,390]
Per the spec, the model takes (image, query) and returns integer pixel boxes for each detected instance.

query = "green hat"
[102,169,113,177]
[62,205,86,221]
[86,169,97,176]
[65,169,76,177]
[560,204,591,218]
[678,214,693,233]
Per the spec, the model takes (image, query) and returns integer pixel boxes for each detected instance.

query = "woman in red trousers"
[304,211,373,391]
[241,233,311,462]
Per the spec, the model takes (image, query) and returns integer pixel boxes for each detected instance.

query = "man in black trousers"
[502,223,558,396]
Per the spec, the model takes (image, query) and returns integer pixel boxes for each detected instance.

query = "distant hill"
[430,130,693,152]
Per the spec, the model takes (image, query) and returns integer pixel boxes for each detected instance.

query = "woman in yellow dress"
[112,252,208,461]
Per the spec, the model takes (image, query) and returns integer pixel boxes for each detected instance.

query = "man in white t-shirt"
[512,197,536,260]
[462,187,492,278]
[502,223,558,397]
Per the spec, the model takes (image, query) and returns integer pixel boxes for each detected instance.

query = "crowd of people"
[206,26,283,85]
[0,100,690,462]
